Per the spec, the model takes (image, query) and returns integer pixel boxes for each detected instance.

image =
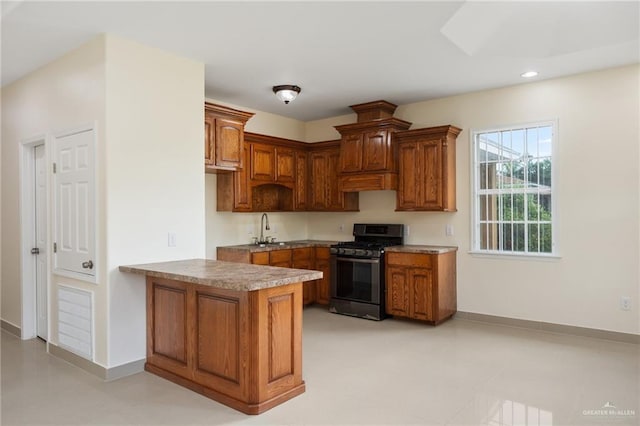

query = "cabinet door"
[418,139,443,209]
[309,151,328,210]
[339,133,363,173]
[410,268,433,321]
[215,118,244,169]
[294,151,308,211]
[314,257,331,305]
[275,148,295,182]
[362,129,389,171]
[204,114,216,166]
[386,266,410,317]
[270,249,292,268]
[326,150,344,210]
[251,143,275,181]
[233,146,252,211]
[397,142,420,210]
[292,248,315,305]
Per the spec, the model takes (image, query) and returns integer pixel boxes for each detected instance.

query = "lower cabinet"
[314,248,331,305]
[292,248,316,305]
[217,246,329,306]
[385,251,457,324]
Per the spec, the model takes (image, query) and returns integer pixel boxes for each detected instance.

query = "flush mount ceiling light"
[521,71,539,78]
[272,85,301,104]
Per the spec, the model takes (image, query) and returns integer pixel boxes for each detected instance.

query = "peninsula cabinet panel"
[385,250,457,324]
[193,291,249,401]
[395,125,461,212]
[147,279,190,379]
[144,276,304,415]
[254,284,303,403]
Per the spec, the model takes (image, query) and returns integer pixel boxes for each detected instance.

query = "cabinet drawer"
[292,247,313,261]
[270,249,292,264]
[251,252,270,265]
[386,252,432,268]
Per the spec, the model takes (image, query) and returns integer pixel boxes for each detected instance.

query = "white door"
[54,128,95,278]
[35,144,48,340]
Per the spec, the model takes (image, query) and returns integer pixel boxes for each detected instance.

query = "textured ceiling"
[2,1,638,121]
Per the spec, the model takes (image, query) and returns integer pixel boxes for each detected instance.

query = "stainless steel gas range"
[329,224,404,321]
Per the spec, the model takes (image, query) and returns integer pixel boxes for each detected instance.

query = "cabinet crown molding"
[205,102,255,123]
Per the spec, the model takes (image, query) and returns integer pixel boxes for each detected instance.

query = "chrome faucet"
[259,213,271,244]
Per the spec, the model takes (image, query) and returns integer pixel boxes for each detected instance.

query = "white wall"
[305,65,640,335]
[1,34,206,368]
[1,37,108,359]
[105,36,205,367]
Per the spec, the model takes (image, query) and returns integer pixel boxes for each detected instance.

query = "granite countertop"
[218,239,340,253]
[119,259,323,291]
[386,245,458,254]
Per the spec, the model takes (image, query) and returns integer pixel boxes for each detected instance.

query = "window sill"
[468,250,562,261]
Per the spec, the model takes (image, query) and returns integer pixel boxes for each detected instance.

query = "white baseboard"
[456,311,639,344]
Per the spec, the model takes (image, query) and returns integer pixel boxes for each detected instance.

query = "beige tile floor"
[1,306,638,426]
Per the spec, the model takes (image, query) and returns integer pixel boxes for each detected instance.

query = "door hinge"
[52,163,57,174]
[53,242,57,253]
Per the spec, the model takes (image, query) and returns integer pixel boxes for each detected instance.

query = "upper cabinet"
[308,142,359,212]
[394,125,461,212]
[216,133,359,212]
[204,102,254,173]
[335,101,411,192]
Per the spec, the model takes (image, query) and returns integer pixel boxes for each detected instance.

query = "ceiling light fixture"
[273,85,301,104]
[521,71,539,78]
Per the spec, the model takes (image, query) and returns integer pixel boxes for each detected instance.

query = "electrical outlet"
[620,296,631,311]
[246,225,253,235]
[339,224,345,232]
[270,223,277,233]
[405,225,410,236]
[167,232,177,247]
[446,224,454,236]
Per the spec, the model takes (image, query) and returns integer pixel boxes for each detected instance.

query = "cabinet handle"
[82,260,94,269]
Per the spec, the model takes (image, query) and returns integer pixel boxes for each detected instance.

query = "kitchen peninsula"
[119,259,322,414]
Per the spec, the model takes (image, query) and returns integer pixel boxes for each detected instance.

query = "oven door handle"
[335,257,380,264]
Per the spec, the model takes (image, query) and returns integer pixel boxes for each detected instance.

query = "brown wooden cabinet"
[204,102,254,173]
[294,151,308,211]
[394,125,461,211]
[217,245,332,307]
[217,146,252,212]
[143,274,304,414]
[314,248,331,305]
[217,135,357,213]
[250,143,276,181]
[292,248,316,305]
[385,250,457,324]
[308,142,359,212]
[334,101,411,192]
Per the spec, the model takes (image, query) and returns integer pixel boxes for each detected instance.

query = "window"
[472,122,556,256]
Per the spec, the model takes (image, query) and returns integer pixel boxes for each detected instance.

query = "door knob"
[82,260,94,269]
[31,248,40,255]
